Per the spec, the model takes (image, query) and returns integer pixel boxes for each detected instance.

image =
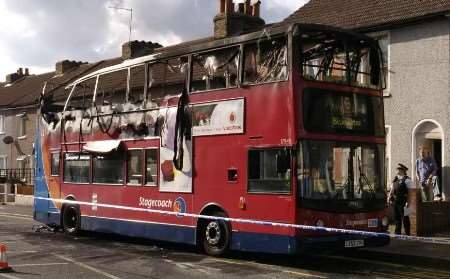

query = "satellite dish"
[3,136,14,144]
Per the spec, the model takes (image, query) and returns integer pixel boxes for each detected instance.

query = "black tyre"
[200,212,230,256]
[62,204,81,236]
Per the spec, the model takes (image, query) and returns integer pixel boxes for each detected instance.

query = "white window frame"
[0,155,7,171]
[368,31,390,97]
[0,115,5,134]
[17,112,27,139]
[385,125,392,188]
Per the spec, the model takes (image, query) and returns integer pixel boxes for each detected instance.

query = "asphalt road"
[1,205,450,279]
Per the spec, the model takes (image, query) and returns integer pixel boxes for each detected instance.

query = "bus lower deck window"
[93,151,124,184]
[63,153,90,183]
[248,148,291,193]
[51,152,60,176]
[145,149,158,186]
[127,150,143,185]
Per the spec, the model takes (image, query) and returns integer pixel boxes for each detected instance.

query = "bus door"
[243,146,295,229]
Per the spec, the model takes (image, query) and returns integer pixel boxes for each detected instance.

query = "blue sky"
[0,0,308,81]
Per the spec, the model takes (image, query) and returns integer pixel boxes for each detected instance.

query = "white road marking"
[7,251,38,254]
[11,262,69,267]
[0,274,22,279]
[0,213,32,218]
[210,258,328,279]
[53,254,122,279]
[0,214,32,220]
[319,255,405,268]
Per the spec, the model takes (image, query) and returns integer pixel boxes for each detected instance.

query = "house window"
[145,149,158,186]
[385,125,392,187]
[248,148,291,193]
[0,155,7,176]
[17,113,27,138]
[51,153,60,176]
[93,151,124,184]
[0,115,5,134]
[127,150,143,185]
[64,153,90,183]
[376,34,390,96]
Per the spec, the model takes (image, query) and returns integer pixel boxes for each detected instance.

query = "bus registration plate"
[344,240,364,248]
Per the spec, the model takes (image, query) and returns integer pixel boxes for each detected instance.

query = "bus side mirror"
[370,48,381,86]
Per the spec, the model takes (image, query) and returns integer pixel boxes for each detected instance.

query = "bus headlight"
[316,219,325,227]
[382,216,389,227]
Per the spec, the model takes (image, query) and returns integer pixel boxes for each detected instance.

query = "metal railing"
[0,168,34,186]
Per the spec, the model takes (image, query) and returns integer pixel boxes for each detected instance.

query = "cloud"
[0,0,309,82]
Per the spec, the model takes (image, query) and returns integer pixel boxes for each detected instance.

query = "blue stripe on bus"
[82,216,197,245]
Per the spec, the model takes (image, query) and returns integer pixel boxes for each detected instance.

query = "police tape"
[17,196,450,245]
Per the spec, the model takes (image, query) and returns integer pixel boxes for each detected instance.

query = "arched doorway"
[411,119,445,200]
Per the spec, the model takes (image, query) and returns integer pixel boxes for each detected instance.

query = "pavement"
[1,204,450,278]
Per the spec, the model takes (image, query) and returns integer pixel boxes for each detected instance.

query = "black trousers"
[394,202,410,235]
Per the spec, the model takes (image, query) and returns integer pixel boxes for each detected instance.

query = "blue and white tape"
[16,196,449,245]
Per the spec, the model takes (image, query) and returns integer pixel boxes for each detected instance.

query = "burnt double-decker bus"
[34,23,388,255]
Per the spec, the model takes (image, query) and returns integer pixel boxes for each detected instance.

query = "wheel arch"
[195,203,230,245]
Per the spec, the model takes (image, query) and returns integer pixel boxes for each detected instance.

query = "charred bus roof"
[66,23,380,88]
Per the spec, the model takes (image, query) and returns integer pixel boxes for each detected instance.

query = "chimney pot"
[219,0,226,13]
[225,0,233,13]
[238,2,245,13]
[244,0,251,15]
[18,68,23,75]
[214,0,265,39]
[24,68,29,76]
[252,0,261,17]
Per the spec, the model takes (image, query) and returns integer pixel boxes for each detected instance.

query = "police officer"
[388,164,413,235]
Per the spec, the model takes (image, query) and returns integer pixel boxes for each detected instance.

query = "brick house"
[0,60,122,203]
[284,0,450,235]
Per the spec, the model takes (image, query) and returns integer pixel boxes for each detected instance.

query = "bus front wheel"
[62,204,81,236]
[200,212,230,256]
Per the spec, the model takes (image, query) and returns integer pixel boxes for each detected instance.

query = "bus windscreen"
[303,88,384,136]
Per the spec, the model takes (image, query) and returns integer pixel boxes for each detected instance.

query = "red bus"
[35,23,389,255]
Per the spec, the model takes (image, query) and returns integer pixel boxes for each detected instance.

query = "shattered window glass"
[244,37,287,84]
[299,31,384,89]
[191,47,239,92]
[148,57,188,107]
[95,69,128,107]
[67,78,96,111]
[129,65,146,104]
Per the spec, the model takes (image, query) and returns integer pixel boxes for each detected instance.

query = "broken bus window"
[191,47,239,92]
[243,37,288,84]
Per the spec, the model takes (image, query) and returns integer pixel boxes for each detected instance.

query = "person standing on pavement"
[415,145,437,201]
[389,164,413,235]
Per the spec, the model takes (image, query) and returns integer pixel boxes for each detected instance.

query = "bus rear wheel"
[200,212,230,256]
[62,204,81,236]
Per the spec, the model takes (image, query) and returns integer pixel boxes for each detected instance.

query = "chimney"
[237,2,245,13]
[121,40,163,60]
[252,0,261,17]
[55,60,87,75]
[213,0,266,39]
[244,0,251,15]
[24,68,29,76]
[5,67,29,83]
[225,0,233,13]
